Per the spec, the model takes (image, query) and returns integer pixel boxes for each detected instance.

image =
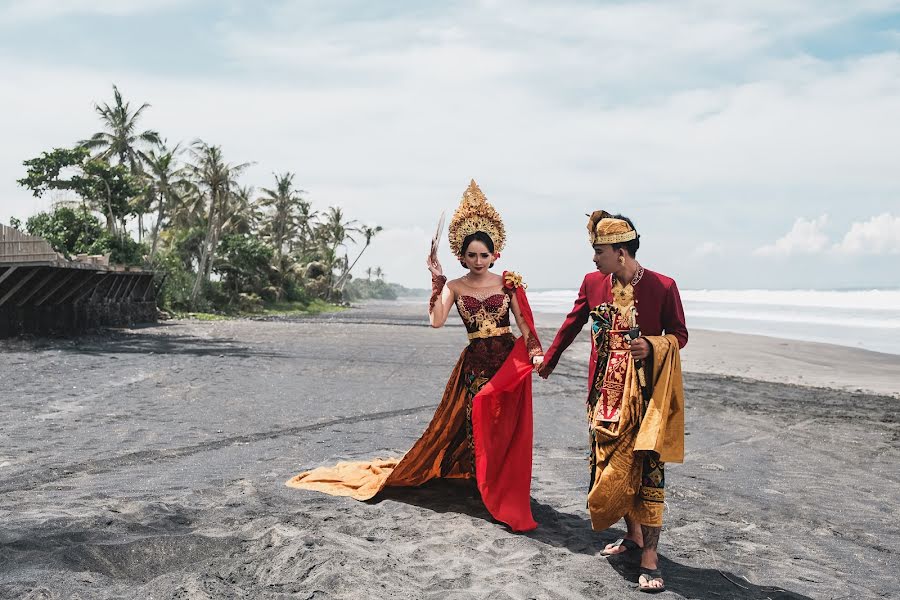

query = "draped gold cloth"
[587,334,684,530]
[286,349,473,500]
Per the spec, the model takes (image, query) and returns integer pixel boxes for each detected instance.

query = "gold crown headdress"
[448,180,506,255]
[587,210,637,245]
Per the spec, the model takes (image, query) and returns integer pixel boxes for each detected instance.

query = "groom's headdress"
[587,210,638,245]
[448,180,506,255]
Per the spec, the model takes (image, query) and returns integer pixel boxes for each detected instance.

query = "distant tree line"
[13,85,391,312]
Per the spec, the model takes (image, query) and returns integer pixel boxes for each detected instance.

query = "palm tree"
[222,184,258,236]
[318,206,358,257]
[186,140,250,307]
[80,85,162,237]
[315,206,359,298]
[167,180,204,231]
[81,85,162,168]
[141,142,186,260]
[294,200,319,260]
[336,224,383,291]
[257,172,305,262]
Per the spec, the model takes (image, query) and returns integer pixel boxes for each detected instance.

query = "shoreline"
[529,309,900,399]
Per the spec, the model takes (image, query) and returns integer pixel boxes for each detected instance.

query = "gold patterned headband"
[586,210,637,245]
[448,180,506,255]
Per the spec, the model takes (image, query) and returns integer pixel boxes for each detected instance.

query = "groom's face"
[592,244,618,274]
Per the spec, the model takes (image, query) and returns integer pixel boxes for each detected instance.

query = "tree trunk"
[335,241,370,291]
[149,188,164,261]
[190,190,218,307]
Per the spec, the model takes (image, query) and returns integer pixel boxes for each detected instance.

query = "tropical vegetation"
[14,85,391,313]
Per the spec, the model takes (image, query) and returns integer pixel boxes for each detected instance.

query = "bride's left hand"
[531,355,544,373]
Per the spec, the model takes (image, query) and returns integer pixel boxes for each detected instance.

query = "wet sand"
[1,300,897,599]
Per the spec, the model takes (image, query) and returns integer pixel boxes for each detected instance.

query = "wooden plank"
[119,276,139,301]
[0,224,57,262]
[0,268,38,306]
[112,275,130,301]
[34,270,77,306]
[0,266,18,287]
[74,274,109,304]
[139,275,156,301]
[16,268,57,306]
[105,275,124,301]
[55,272,100,304]
[133,276,147,300]
[143,273,162,301]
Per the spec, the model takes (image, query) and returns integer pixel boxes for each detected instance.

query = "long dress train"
[286,278,540,532]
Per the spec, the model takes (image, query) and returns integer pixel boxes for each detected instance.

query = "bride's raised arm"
[427,255,455,328]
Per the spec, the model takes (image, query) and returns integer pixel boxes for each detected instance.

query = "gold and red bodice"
[456,288,515,379]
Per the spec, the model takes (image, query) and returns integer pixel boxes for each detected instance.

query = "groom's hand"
[537,360,554,379]
[630,337,650,360]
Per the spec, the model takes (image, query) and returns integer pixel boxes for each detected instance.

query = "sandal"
[638,567,666,593]
[601,537,642,558]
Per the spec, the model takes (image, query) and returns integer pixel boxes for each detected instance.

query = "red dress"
[287,273,541,533]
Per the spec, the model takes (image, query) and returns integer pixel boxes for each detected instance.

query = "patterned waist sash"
[468,326,512,341]
[591,329,631,423]
[589,301,637,425]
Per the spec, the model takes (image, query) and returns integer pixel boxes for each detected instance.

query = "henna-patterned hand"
[426,255,443,278]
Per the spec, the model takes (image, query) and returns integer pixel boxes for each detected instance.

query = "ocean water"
[527,288,900,356]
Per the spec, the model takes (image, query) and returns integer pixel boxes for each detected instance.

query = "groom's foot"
[601,536,643,557]
[638,549,665,592]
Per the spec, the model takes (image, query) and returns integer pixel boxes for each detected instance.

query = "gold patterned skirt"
[286,333,516,498]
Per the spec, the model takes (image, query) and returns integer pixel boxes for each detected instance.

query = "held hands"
[531,354,544,374]
[536,357,554,379]
[630,337,650,360]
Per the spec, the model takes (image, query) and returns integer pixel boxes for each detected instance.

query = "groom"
[537,211,687,593]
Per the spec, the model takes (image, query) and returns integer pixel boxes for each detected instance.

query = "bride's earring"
[618,256,626,266]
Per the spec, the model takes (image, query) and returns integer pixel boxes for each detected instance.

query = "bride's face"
[461,240,492,274]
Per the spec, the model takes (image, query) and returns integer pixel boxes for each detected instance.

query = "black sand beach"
[1,301,897,599]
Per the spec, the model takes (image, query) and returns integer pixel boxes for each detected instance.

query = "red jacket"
[543,268,688,395]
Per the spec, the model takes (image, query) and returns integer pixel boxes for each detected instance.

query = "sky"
[1,0,899,290]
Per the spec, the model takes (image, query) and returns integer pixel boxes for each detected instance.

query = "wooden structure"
[0,224,158,338]
[0,224,60,262]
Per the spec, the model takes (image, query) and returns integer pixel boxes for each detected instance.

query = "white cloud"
[693,241,724,257]
[834,213,900,255]
[754,215,830,257]
[3,2,900,289]
[0,0,190,24]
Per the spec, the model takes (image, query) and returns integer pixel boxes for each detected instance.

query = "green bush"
[213,233,274,301]
[24,205,147,265]
[150,250,194,311]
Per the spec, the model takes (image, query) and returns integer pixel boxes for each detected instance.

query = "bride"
[287,180,543,531]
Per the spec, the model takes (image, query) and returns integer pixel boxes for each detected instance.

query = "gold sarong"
[587,334,684,530]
